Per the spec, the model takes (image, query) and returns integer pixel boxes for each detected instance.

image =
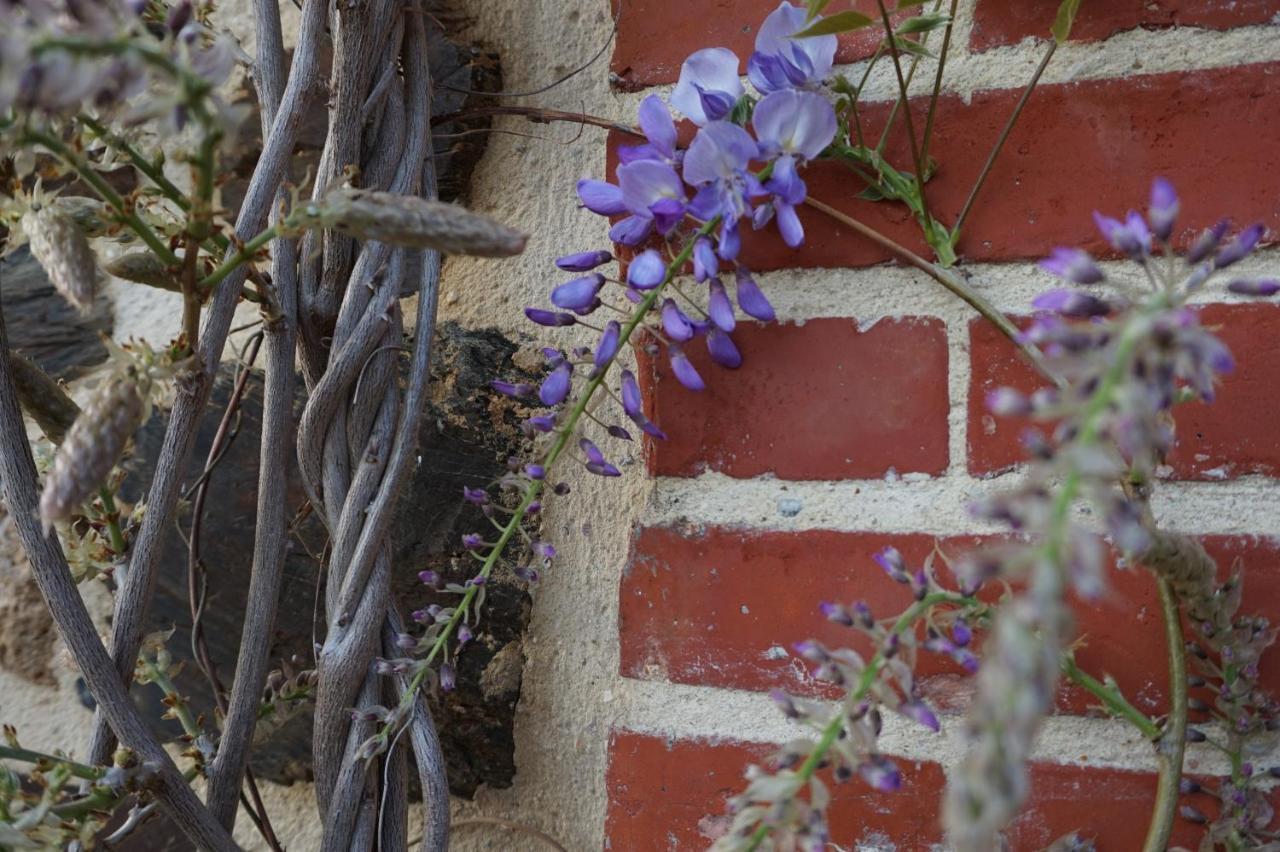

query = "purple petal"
[661,298,695,341]
[901,700,941,732]
[609,215,653,246]
[668,346,705,390]
[617,159,686,218]
[594,321,621,370]
[1032,288,1110,318]
[620,369,644,418]
[683,121,759,187]
[1039,247,1104,285]
[637,94,677,160]
[627,248,667,290]
[764,154,806,205]
[607,424,634,441]
[735,270,775,321]
[717,220,741,260]
[693,237,719,282]
[753,89,837,162]
[579,437,606,465]
[586,461,622,477]
[550,274,604,311]
[776,202,804,248]
[525,414,556,432]
[708,279,736,332]
[1148,177,1179,241]
[539,362,573,406]
[491,380,533,397]
[576,179,626,216]
[525,307,577,327]
[670,47,744,126]
[555,250,613,272]
[706,328,742,368]
[1215,223,1265,269]
[1227,278,1280,297]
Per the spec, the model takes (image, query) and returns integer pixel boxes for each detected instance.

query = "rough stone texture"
[640,317,951,480]
[111,323,535,796]
[0,246,112,379]
[0,509,57,686]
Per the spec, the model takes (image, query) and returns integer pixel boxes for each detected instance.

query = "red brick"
[606,62,1280,270]
[639,317,950,480]
[605,730,947,849]
[971,0,1280,52]
[610,1,902,89]
[968,305,1280,479]
[619,526,1280,714]
[1011,763,1211,850]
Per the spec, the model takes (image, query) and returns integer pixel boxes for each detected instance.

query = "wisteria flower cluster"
[0,0,242,138]
[713,547,986,850]
[946,179,1275,850]
[372,1,845,748]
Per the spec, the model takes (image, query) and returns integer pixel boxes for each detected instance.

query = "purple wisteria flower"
[752,88,837,246]
[683,121,761,253]
[618,94,679,166]
[747,1,838,94]
[611,159,688,245]
[671,47,745,126]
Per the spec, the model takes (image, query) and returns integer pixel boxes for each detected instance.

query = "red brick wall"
[605,2,1280,849]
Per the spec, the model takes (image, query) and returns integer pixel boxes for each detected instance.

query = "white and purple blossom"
[670,47,744,125]
[752,88,837,246]
[618,94,680,165]
[610,159,688,245]
[683,121,762,251]
[747,1,838,94]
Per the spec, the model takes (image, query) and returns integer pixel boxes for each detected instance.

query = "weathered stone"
[112,323,536,798]
[0,245,112,379]
[0,508,58,686]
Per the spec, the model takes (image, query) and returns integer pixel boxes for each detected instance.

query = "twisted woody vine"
[0,0,1275,850]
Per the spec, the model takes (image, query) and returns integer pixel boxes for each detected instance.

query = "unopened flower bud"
[313,187,527,256]
[40,378,144,529]
[23,203,98,312]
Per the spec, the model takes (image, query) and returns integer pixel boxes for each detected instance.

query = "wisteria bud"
[22,203,99,312]
[105,250,181,292]
[308,188,528,257]
[40,377,145,530]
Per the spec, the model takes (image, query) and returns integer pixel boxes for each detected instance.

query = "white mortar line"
[609,676,1251,775]
[645,473,1280,538]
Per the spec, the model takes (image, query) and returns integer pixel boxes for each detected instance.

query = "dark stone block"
[0,245,112,379]
[115,323,536,801]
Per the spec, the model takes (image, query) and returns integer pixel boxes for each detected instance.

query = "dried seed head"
[104,250,180,292]
[40,376,145,530]
[310,187,528,257]
[21,203,99,311]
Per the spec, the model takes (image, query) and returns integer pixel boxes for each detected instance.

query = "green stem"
[22,128,180,267]
[0,745,103,781]
[920,0,960,165]
[1143,578,1187,852]
[198,224,283,292]
[802,196,1056,383]
[140,658,203,744]
[388,216,724,728]
[96,487,127,555]
[1060,655,1160,739]
[744,591,971,851]
[952,39,1056,239]
[874,0,934,235]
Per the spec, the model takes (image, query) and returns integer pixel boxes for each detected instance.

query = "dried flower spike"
[22,202,99,312]
[309,187,528,257]
[39,376,145,531]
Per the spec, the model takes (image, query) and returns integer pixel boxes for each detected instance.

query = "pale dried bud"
[22,203,99,311]
[310,188,528,257]
[40,377,144,529]
[104,250,180,292]
[54,196,115,239]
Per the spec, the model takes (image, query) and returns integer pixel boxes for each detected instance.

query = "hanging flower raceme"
[379,0,845,767]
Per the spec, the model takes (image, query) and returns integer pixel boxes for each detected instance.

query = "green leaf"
[1051,0,1082,43]
[897,13,951,35]
[886,34,935,58]
[897,0,929,7]
[805,0,834,21]
[793,10,874,37]
[857,184,887,201]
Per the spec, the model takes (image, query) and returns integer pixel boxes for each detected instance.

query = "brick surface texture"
[606,1,1280,848]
